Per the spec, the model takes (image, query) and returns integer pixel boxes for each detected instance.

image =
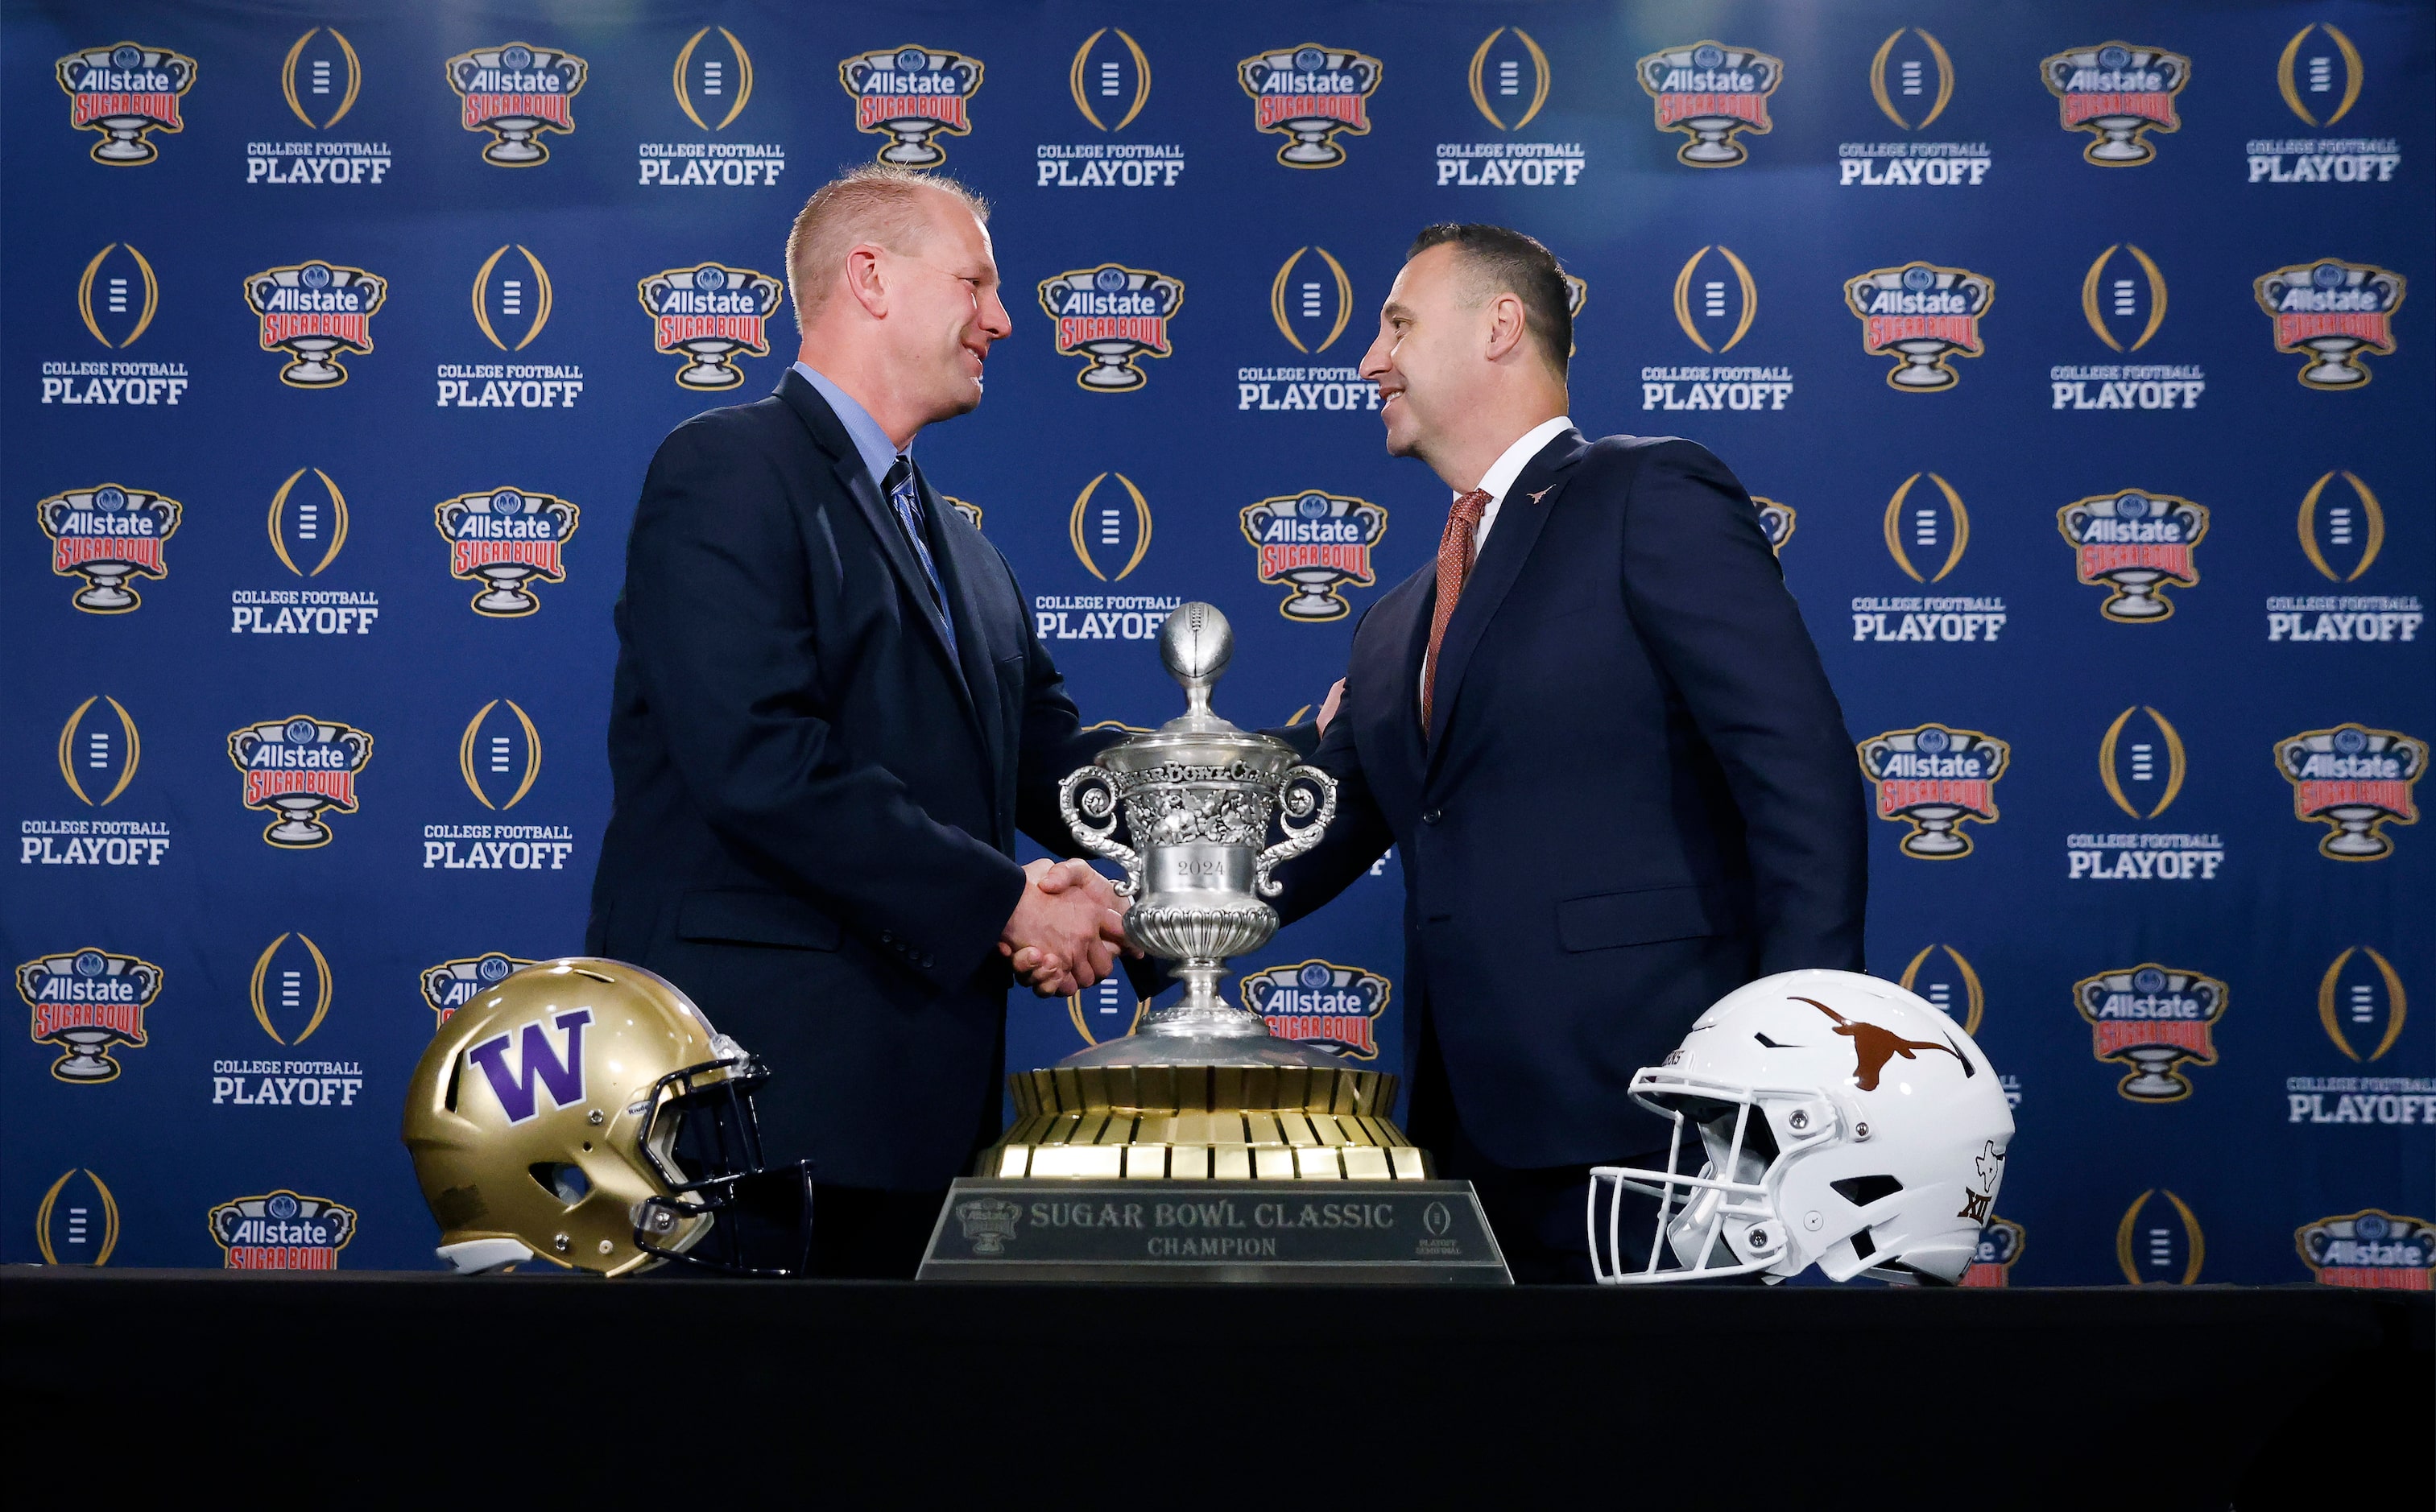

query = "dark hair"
[1408,223,1570,376]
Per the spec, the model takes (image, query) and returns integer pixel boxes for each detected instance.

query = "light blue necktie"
[883,455,956,656]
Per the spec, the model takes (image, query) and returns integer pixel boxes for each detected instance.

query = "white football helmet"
[1589,969,2014,1285]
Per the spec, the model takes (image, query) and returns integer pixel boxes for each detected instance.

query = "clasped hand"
[998,858,1137,998]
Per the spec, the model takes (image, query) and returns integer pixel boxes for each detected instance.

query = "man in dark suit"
[587,167,1133,1276]
[1271,224,1867,1282]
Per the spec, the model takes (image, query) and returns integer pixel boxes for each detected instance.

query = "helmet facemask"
[632,1042,815,1278]
[1590,1074,1816,1284]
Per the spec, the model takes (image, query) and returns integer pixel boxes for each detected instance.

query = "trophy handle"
[1255,764,1338,897]
[1058,767,1138,896]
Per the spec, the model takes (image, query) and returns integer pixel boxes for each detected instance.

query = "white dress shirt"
[1421,414,1574,708]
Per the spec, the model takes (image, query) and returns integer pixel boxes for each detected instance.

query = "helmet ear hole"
[529,1162,590,1204]
[1830,1174,1904,1207]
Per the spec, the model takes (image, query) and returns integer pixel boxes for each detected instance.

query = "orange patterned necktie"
[1421,488,1492,732]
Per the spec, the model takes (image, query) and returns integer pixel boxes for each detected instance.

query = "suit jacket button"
[1422,808,1442,824]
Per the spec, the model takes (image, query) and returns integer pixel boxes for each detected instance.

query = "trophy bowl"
[1896,804,1971,857]
[1888,337,1961,388]
[478,115,548,165]
[2318,805,2394,858]
[52,1027,122,1080]
[2299,333,2372,387]
[2116,1045,2189,1100]
[266,794,334,846]
[68,560,140,612]
[2078,114,2156,163]
[1075,337,1151,388]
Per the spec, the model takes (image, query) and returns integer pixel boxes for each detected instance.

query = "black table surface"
[5,1270,2426,1506]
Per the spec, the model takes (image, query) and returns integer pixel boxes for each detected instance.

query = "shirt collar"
[1467,415,1574,506]
[792,360,906,491]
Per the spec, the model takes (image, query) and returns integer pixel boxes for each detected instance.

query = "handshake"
[996,857,1138,998]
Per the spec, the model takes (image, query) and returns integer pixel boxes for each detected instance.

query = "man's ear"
[1483,291,1528,362]
[842,244,889,319]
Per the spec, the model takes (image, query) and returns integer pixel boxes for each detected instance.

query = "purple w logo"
[466,1009,591,1124]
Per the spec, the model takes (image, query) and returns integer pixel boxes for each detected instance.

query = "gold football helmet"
[403,956,811,1276]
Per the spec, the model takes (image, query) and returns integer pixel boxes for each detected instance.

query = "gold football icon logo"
[1897,943,1984,1035]
[250,932,333,1045]
[2099,706,2189,820]
[1869,29,1954,130]
[267,467,349,577]
[1271,246,1352,354]
[1468,27,1550,131]
[471,245,552,350]
[2317,947,2405,1063]
[2117,1188,2205,1285]
[57,695,139,806]
[2297,471,2384,583]
[280,27,361,129]
[673,27,754,130]
[77,242,158,348]
[2082,244,2167,352]
[1673,245,1756,353]
[1070,28,1149,130]
[460,699,543,811]
[2277,24,2363,127]
[1882,473,1968,583]
[1068,473,1151,582]
[34,1169,120,1265]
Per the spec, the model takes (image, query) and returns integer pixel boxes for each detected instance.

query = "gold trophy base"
[982,1063,1432,1181]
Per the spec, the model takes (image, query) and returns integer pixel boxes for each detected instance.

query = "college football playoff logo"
[1858,724,2008,858]
[1869,29,1954,130]
[2058,490,2205,622]
[2076,964,2226,1103]
[77,242,159,348]
[1241,490,1386,622]
[436,488,577,616]
[56,695,139,807]
[2256,260,2404,390]
[1468,27,1550,130]
[1240,44,1381,168]
[57,42,196,164]
[840,45,982,167]
[1847,262,1992,390]
[1040,265,1183,390]
[228,716,374,848]
[2277,25,2364,127]
[2317,946,2405,1063]
[2041,43,2189,165]
[637,262,783,390]
[673,27,753,130]
[446,43,586,166]
[19,948,159,1083]
[2275,724,2426,860]
[243,261,386,387]
[2297,471,2384,582]
[1638,41,1780,167]
[281,27,361,129]
[2117,1188,2204,1285]
[39,484,180,613]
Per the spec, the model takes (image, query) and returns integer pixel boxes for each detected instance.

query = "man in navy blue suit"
[587,168,1136,1276]
[1273,225,1867,1282]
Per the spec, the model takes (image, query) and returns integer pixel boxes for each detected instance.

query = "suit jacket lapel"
[1359,568,1433,786]
[1423,429,1586,763]
[776,372,981,737]
[916,465,1003,780]
[777,372,969,685]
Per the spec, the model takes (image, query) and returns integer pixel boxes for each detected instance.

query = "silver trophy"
[1054,601,1342,1070]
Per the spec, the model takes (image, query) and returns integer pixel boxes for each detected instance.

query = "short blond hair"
[784,166,990,333]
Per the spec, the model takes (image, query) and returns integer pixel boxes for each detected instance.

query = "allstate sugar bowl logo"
[209,1189,357,1270]
[839,45,982,167]
[1962,1217,2025,1287]
[2255,260,2405,390]
[420,953,534,1027]
[2058,490,2206,622]
[1239,44,1382,168]
[38,483,181,613]
[57,41,196,164]
[1040,265,1184,391]
[637,262,783,390]
[2297,1210,2434,1290]
[19,948,159,1082]
[1638,41,1781,167]
[1847,262,1993,390]
[446,42,586,166]
[1242,959,1391,1060]
[243,261,386,387]
[2075,964,2227,1103]
[2275,724,2425,860]
[1859,724,2008,858]
[2041,43,2190,166]
[1241,490,1387,622]
[228,715,374,848]
[436,488,577,617]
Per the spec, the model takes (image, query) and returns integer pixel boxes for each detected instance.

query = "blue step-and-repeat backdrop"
[5,0,2429,1287]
